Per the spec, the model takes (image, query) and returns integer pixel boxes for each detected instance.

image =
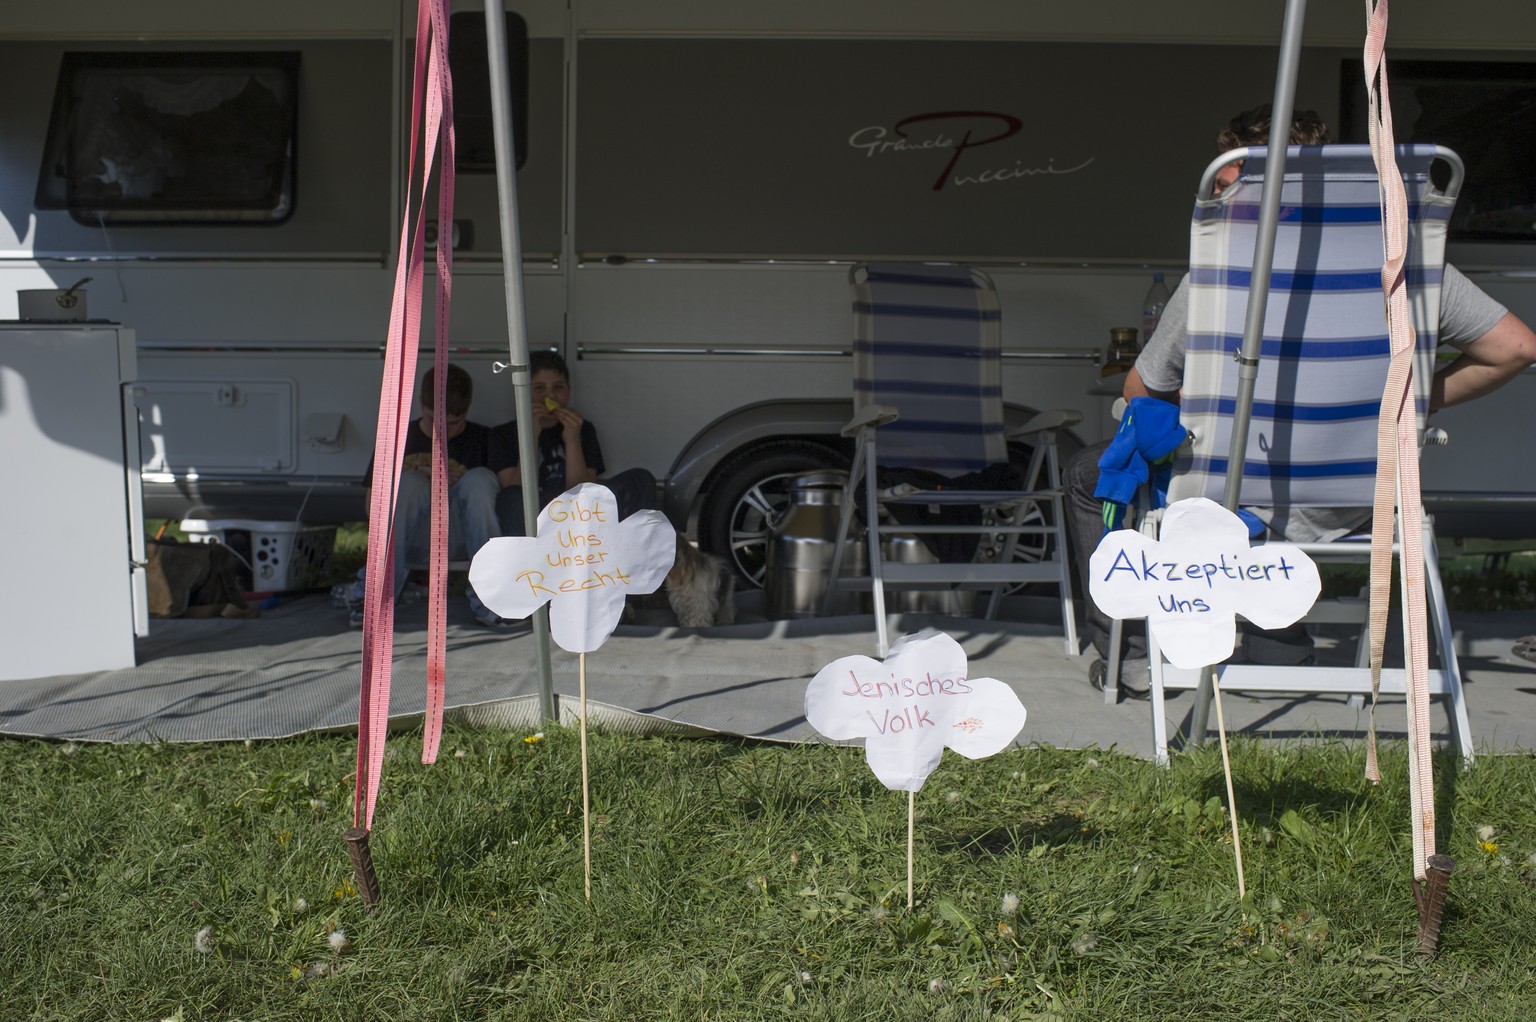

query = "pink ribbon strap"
[355,0,455,832]
[422,0,457,769]
[1362,0,1436,877]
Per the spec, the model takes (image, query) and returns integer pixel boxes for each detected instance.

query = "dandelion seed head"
[1086,757,1100,769]
[798,970,812,984]
[293,897,308,913]
[789,850,800,867]
[194,925,215,954]
[1011,771,1021,781]
[1000,892,1019,916]
[453,748,466,759]
[868,904,889,925]
[60,743,79,756]
[928,978,947,994]
[945,790,961,804]
[1476,824,1496,842]
[328,929,350,952]
[1071,931,1098,956]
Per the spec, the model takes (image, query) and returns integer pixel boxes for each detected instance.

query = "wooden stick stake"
[342,827,381,911]
[580,651,592,901]
[907,789,916,909]
[1209,668,1247,899]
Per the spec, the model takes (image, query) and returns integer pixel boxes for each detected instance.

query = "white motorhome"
[3,0,1534,587]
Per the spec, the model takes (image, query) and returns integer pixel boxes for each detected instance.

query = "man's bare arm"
[1122,364,1180,404]
[1430,312,1536,413]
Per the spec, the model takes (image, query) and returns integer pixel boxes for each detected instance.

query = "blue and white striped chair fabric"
[1142,144,1471,764]
[1169,144,1453,508]
[826,262,1082,657]
[852,262,1008,475]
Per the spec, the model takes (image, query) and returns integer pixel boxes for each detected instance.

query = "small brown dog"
[664,534,736,628]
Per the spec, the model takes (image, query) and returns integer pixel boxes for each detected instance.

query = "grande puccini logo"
[847,110,1094,192]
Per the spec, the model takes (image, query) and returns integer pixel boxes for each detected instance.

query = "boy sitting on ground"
[489,350,656,534]
[355,363,503,627]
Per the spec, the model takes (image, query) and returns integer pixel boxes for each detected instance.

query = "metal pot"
[765,471,867,619]
[18,277,92,322]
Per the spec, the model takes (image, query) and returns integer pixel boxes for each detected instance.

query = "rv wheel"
[700,443,846,588]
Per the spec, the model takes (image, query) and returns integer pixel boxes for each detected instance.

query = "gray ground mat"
[2,594,1534,759]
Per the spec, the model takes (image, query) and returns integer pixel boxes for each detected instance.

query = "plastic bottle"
[1140,271,1172,349]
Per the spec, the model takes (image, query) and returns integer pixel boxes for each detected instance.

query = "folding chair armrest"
[840,402,900,438]
[1006,407,1083,439]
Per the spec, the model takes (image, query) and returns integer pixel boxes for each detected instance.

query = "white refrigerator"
[0,323,147,680]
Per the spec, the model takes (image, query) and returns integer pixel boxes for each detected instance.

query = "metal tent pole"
[484,1,556,723]
[1190,0,1309,749]
[1222,0,1307,512]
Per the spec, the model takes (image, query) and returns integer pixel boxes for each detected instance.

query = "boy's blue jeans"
[391,466,500,618]
[495,467,658,537]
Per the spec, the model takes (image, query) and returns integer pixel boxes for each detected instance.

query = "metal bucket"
[765,471,867,619]
[882,533,977,616]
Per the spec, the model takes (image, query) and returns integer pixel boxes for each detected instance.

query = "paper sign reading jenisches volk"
[804,631,1027,792]
[469,482,675,653]
[1089,497,1321,669]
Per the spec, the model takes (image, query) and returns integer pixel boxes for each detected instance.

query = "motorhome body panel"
[1,1,1534,547]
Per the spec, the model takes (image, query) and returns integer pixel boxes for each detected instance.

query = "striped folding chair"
[1141,144,1473,764]
[822,262,1082,657]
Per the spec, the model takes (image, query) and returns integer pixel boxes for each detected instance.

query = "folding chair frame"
[1137,509,1473,766]
[820,263,1081,658]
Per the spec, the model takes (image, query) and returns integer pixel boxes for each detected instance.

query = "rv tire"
[700,442,847,589]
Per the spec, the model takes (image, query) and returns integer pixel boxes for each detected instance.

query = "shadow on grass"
[1186,747,1465,874]
[931,811,1103,857]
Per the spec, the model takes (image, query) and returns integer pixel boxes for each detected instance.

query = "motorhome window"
[1340,58,1536,243]
[447,11,529,172]
[34,51,299,225]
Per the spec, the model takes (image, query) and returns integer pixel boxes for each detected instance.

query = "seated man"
[489,350,656,533]
[1067,104,1536,694]
[355,362,503,627]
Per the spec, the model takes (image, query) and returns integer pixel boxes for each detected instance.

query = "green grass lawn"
[4,730,1534,1020]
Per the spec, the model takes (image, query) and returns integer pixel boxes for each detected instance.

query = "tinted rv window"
[449,10,529,172]
[1340,58,1536,243]
[35,51,299,225]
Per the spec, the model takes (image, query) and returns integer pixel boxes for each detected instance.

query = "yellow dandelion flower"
[1480,839,1499,856]
[524,732,545,745]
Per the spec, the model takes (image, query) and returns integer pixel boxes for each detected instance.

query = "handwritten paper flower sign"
[469,482,676,652]
[804,630,1027,792]
[1088,497,1321,669]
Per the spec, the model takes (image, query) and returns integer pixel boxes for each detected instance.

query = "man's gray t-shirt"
[1133,265,1508,540]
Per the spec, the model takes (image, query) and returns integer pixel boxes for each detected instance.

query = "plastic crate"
[181,518,337,592]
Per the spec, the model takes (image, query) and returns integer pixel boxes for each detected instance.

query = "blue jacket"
[1094,397,1187,532]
